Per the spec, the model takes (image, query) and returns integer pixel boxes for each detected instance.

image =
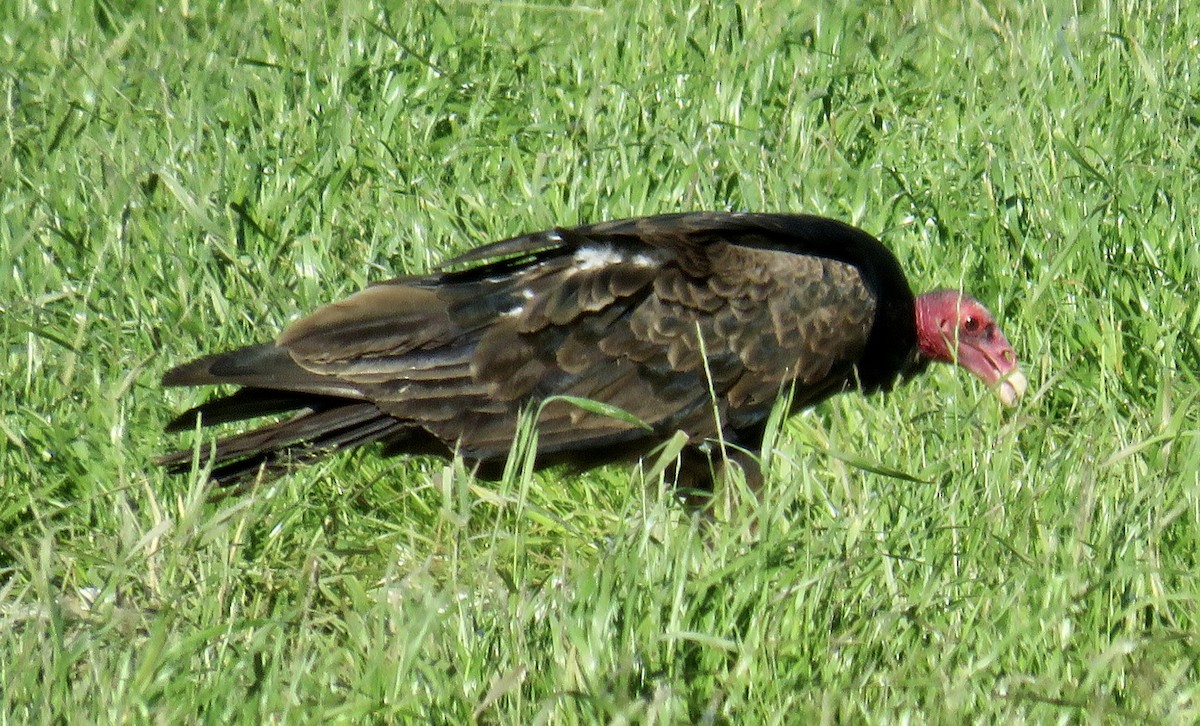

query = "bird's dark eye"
[963,316,980,333]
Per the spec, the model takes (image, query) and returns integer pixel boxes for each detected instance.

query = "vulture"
[159,212,1026,493]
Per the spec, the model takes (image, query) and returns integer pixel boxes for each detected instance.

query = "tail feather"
[159,340,408,486]
[165,388,349,433]
[158,390,409,486]
[161,343,364,399]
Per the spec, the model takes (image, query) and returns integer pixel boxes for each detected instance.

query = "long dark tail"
[158,345,410,487]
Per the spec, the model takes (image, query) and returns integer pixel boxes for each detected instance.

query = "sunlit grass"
[2,0,1198,721]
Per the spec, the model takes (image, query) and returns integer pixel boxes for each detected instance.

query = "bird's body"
[159,212,1025,490]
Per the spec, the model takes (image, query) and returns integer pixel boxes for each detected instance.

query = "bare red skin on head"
[914,290,1022,394]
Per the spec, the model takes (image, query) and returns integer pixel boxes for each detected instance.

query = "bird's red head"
[914,289,1027,406]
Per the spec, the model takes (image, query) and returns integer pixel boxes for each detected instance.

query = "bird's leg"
[672,445,719,510]
[671,442,765,524]
[722,445,764,500]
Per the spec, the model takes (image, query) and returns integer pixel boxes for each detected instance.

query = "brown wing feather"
[426,239,875,456]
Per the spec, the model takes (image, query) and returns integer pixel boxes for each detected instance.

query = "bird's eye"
[963,316,980,333]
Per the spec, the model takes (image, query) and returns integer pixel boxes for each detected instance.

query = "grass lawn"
[3,0,1198,721]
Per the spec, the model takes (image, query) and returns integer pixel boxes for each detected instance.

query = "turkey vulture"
[159,212,1026,492]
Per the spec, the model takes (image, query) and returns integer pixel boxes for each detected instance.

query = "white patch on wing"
[520,288,535,300]
[631,252,660,267]
[574,245,624,270]
[501,305,524,318]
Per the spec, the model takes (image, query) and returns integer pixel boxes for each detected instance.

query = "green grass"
[3,0,1199,721]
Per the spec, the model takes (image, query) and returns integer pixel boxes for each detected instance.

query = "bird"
[158,212,1027,494]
